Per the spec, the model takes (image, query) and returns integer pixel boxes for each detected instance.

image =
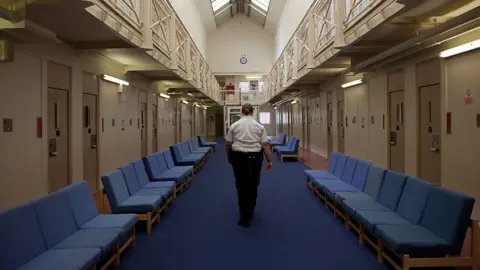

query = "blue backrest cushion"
[0,203,47,270]
[376,170,407,211]
[350,160,371,191]
[333,154,347,178]
[61,181,98,227]
[180,143,190,156]
[33,191,78,248]
[341,157,358,184]
[143,155,162,179]
[291,138,300,151]
[363,165,387,200]
[327,152,340,173]
[154,152,169,173]
[132,160,149,187]
[281,134,287,144]
[170,145,182,161]
[101,170,131,213]
[396,177,433,224]
[420,186,474,253]
[120,164,141,195]
[163,151,176,169]
[193,138,200,148]
[187,140,194,151]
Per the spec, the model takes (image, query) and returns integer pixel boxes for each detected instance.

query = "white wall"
[206,16,275,74]
[275,0,315,59]
[169,0,207,57]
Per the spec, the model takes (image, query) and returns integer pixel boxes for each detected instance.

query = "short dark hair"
[242,103,254,115]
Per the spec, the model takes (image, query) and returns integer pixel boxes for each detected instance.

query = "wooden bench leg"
[114,242,121,267]
[377,239,385,264]
[146,213,152,234]
[131,227,136,247]
[359,223,365,244]
[173,187,177,199]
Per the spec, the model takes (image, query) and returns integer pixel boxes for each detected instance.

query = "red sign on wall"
[465,89,473,104]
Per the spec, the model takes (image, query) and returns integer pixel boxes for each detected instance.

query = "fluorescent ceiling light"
[440,39,480,58]
[291,100,297,104]
[159,93,170,99]
[273,107,277,110]
[182,100,189,104]
[187,93,193,96]
[211,0,229,12]
[195,103,200,107]
[341,79,362,88]
[102,75,129,86]
[245,75,262,79]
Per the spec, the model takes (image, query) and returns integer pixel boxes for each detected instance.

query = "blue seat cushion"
[81,214,137,233]
[342,199,389,216]
[355,210,411,232]
[278,150,297,154]
[305,170,339,181]
[335,191,374,202]
[312,178,339,189]
[375,225,453,256]
[18,248,101,270]
[322,182,360,197]
[142,181,177,189]
[53,229,119,254]
[153,171,187,183]
[134,188,171,198]
[118,195,161,213]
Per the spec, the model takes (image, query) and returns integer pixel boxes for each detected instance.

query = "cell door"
[82,94,98,192]
[389,91,405,173]
[337,101,345,153]
[177,103,182,143]
[420,85,441,184]
[48,88,69,193]
[327,102,333,154]
[301,105,306,149]
[140,102,147,157]
[152,104,158,153]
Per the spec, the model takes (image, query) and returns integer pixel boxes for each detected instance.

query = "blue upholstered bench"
[188,138,211,155]
[0,188,123,270]
[273,136,295,152]
[61,181,137,257]
[269,133,286,147]
[198,135,216,150]
[102,170,163,234]
[170,143,203,169]
[306,152,477,270]
[142,153,191,192]
[276,137,300,162]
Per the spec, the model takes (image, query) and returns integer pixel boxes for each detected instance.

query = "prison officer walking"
[225,103,273,227]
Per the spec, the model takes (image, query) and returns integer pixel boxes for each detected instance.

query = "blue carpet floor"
[118,138,388,270]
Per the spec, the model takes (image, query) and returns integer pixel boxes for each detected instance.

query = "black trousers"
[230,150,263,221]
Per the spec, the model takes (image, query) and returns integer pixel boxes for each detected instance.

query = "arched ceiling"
[194,0,287,34]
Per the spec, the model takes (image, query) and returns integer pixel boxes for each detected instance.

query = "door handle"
[49,151,58,157]
[91,145,98,149]
[390,142,395,145]
[430,147,439,153]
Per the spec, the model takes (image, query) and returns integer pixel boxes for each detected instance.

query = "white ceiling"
[194,0,286,34]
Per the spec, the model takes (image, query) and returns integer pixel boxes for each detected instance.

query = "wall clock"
[240,56,247,64]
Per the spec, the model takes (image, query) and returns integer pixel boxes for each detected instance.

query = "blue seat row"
[102,158,178,234]
[274,137,300,162]
[305,152,475,269]
[268,133,286,147]
[0,181,136,270]
[170,139,211,170]
[143,151,193,194]
[198,135,217,151]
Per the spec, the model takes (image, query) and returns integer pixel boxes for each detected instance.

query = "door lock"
[49,151,58,157]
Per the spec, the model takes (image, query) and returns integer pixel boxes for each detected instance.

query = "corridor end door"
[420,85,441,184]
[48,88,69,193]
[337,101,345,153]
[152,104,158,153]
[140,102,147,157]
[389,91,405,173]
[82,93,98,192]
[327,102,333,154]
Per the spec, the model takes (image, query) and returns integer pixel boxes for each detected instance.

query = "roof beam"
[123,64,167,73]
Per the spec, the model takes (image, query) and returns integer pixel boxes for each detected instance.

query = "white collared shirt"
[226,116,268,152]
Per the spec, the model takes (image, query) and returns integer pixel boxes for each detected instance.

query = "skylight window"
[211,0,230,13]
[251,0,270,12]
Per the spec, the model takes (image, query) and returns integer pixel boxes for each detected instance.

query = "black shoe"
[238,220,250,228]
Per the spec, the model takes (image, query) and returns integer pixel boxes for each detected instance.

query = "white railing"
[313,0,335,57]
[103,0,142,31]
[151,0,171,58]
[344,0,381,30]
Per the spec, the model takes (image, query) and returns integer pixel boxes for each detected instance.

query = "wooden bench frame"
[277,152,300,162]
[306,178,479,270]
[92,223,136,270]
